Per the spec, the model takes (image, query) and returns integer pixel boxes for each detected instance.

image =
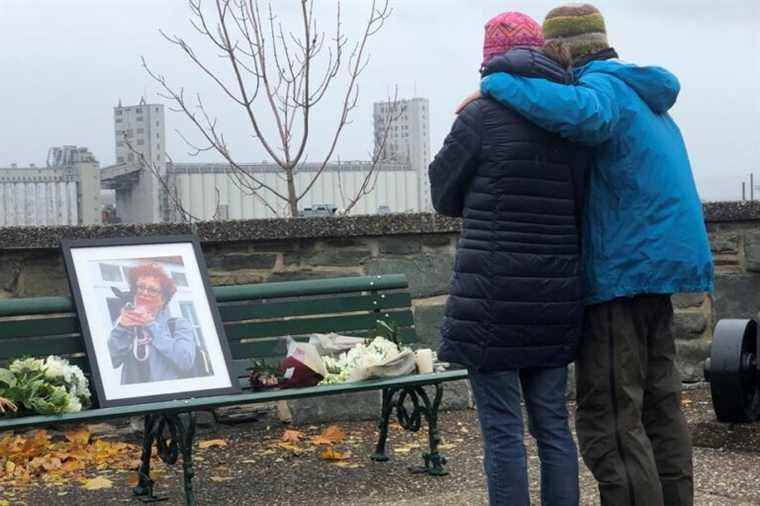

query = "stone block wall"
[3,201,760,390]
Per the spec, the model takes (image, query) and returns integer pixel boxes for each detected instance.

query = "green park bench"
[0,274,467,505]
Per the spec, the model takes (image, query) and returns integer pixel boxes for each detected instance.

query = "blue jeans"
[469,367,579,506]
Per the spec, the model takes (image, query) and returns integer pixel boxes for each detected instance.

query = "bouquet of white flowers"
[0,356,92,416]
[321,336,416,385]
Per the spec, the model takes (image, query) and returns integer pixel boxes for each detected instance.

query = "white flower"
[9,357,44,375]
[63,395,83,413]
[43,355,68,380]
[318,336,405,386]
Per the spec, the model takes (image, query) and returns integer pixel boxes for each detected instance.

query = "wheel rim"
[709,319,760,423]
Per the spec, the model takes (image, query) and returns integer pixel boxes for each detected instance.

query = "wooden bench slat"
[0,335,84,359]
[218,292,411,322]
[214,275,408,303]
[0,370,469,431]
[223,310,415,341]
[0,316,80,341]
[0,275,409,317]
[228,325,416,359]
[0,293,411,343]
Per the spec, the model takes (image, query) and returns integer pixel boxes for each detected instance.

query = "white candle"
[416,348,434,374]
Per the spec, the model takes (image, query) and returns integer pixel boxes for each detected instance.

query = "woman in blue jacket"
[108,263,199,384]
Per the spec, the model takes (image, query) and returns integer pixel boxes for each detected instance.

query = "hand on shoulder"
[455,90,482,115]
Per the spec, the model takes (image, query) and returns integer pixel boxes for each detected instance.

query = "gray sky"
[1,0,758,201]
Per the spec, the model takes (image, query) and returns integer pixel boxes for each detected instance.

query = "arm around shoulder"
[481,72,621,145]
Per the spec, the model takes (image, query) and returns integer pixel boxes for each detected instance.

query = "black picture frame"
[61,235,240,408]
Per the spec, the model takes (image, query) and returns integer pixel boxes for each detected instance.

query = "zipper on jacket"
[608,305,637,506]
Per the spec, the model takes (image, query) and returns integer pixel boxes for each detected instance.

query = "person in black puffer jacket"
[428,12,583,506]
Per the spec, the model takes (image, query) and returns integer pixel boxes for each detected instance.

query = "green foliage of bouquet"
[0,356,92,416]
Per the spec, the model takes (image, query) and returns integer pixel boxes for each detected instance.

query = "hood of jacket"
[481,46,572,84]
[579,60,681,114]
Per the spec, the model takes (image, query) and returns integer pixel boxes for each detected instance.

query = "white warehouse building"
[168,161,419,220]
[103,97,432,223]
[0,146,102,227]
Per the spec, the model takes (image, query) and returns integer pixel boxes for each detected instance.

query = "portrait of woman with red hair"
[107,262,200,384]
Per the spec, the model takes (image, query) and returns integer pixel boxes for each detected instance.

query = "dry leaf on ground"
[311,425,346,446]
[81,476,113,490]
[65,430,91,447]
[210,476,234,482]
[332,461,361,469]
[281,430,304,444]
[274,442,303,455]
[320,448,350,461]
[198,439,228,449]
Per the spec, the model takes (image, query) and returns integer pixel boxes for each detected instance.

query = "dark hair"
[542,40,573,71]
[127,263,177,303]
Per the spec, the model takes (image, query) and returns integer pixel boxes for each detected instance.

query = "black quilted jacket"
[429,47,584,372]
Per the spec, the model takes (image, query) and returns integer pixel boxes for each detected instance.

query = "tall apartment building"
[373,97,432,211]
[113,98,167,223]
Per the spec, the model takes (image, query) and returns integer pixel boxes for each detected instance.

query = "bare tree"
[122,136,206,223]
[144,0,395,218]
[337,87,406,215]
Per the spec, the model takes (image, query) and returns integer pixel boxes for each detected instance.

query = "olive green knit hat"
[543,4,610,59]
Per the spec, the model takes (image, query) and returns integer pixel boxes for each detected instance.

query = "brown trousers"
[576,295,693,506]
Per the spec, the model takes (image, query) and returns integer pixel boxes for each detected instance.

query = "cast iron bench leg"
[371,383,449,476]
[420,383,448,476]
[372,387,399,462]
[176,412,198,506]
[134,414,167,503]
[133,412,198,506]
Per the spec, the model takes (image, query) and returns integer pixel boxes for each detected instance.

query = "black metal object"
[371,383,448,476]
[706,319,760,423]
[134,412,198,505]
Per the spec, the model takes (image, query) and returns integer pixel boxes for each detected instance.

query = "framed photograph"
[62,235,240,408]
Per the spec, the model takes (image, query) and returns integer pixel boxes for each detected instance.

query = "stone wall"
[3,202,760,388]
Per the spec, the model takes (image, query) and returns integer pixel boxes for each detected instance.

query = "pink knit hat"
[482,12,545,65]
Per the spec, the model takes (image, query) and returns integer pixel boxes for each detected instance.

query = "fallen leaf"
[198,439,228,450]
[210,476,234,482]
[311,425,346,446]
[332,461,361,468]
[81,476,113,490]
[65,430,91,447]
[0,500,8,506]
[320,448,349,461]
[275,442,303,455]
[281,430,304,444]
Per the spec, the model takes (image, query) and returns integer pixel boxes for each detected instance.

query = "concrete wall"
[76,161,102,226]
[2,201,760,384]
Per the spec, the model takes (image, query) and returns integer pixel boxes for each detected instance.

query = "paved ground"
[3,384,760,505]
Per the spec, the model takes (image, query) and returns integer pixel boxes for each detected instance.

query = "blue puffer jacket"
[481,59,714,304]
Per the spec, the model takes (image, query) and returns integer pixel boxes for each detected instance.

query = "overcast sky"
[1,0,758,201]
